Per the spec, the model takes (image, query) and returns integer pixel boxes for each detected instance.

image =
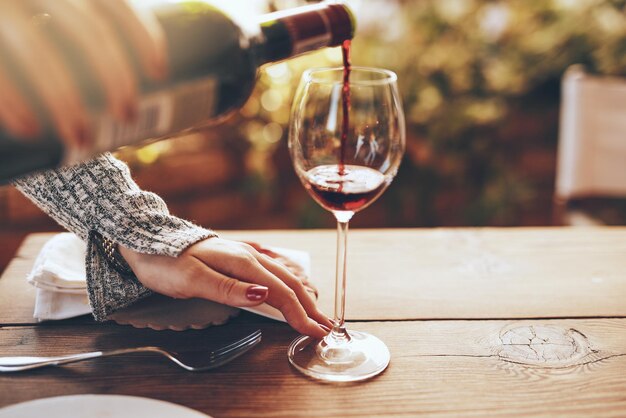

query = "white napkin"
[34,287,91,321]
[28,233,91,321]
[27,233,88,294]
[27,233,310,324]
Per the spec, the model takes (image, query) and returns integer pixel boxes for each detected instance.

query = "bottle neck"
[255,2,355,65]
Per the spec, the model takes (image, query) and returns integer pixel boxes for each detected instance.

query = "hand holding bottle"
[0,0,167,148]
[0,1,354,182]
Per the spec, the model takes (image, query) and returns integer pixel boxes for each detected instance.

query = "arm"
[13,153,215,320]
[14,155,331,337]
[6,0,330,337]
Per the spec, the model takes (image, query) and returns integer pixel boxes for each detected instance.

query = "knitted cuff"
[86,225,216,321]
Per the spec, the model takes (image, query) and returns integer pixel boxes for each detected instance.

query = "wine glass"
[287,67,405,382]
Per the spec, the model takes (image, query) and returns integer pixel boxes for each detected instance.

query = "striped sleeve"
[13,153,217,320]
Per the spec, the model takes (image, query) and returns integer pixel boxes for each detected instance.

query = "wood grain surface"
[0,234,42,324]
[3,228,626,324]
[1,317,626,417]
[2,229,626,417]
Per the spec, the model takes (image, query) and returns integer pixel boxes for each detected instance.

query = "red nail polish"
[246,285,268,301]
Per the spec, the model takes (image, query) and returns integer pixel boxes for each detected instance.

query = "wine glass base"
[288,330,390,382]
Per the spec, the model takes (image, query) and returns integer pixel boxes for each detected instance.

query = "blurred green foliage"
[132,0,626,228]
[350,0,626,226]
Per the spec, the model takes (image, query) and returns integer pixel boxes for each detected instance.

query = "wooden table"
[1,228,626,417]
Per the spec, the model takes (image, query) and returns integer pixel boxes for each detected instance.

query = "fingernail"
[75,125,91,148]
[154,60,167,80]
[124,103,138,122]
[246,285,268,301]
[150,55,168,81]
[320,325,331,333]
[21,121,40,139]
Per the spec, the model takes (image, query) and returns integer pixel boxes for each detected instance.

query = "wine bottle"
[0,1,355,183]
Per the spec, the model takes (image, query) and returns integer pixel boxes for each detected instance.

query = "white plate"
[0,395,212,418]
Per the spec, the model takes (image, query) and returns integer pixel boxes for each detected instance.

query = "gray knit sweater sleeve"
[13,153,217,320]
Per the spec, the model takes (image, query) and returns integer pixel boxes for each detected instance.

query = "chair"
[554,66,626,225]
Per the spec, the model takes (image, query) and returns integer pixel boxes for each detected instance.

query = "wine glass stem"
[331,212,352,339]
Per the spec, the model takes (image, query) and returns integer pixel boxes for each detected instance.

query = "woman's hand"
[119,238,333,339]
[0,0,166,147]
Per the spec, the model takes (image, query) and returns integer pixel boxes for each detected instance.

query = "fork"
[0,329,261,373]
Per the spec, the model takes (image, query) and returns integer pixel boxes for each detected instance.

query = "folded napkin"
[27,233,311,328]
[33,287,91,321]
[27,233,88,294]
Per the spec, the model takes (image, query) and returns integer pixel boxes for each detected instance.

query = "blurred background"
[1,0,626,272]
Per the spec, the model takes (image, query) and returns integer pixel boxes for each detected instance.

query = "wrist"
[117,244,133,262]
[118,244,143,270]
[91,231,135,277]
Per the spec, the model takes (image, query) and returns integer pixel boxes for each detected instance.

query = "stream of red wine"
[303,42,388,214]
[340,39,351,176]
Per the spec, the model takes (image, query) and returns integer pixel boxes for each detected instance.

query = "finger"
[0,61,39,138]
[0,64,40,138]
[268,286,329,339]
[256,252,333,329]
[226,258,328,338]
[66,0,139,119]
[194,247,328,338]
[243,241,280,258]
[33,0,138,122]
[184,256,269,307]
[301,277,319,299]
[242,241,309,282]
[238,245,332,332]
[258,250,318,297]
[96,0,168,80]
[0,3,90,148]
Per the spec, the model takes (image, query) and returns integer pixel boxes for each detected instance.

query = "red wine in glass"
[304,164,387,212]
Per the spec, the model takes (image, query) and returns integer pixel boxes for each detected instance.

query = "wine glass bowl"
[290,67,405,216]
[288,66,405,382]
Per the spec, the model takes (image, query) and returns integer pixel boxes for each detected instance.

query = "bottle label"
[270,4,333,56]
[64,76,217,164]
[293,30,332,56]
[288,9,332,56]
